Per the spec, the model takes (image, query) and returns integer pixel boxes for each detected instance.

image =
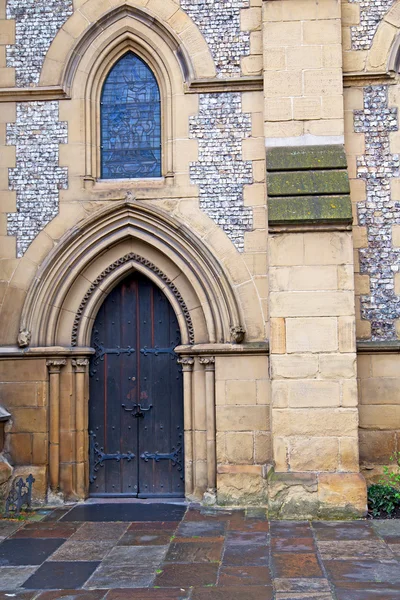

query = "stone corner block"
[317,472,367,518]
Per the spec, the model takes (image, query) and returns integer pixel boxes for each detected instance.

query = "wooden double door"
[89,272,184,497]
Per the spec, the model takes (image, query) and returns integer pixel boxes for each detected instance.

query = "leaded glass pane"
[101,52,161,179]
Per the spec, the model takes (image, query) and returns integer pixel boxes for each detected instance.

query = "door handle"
[122,403,153,418]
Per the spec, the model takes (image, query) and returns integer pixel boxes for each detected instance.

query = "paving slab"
[84,565,155,589]
[61,504,186,522]
[165,540,223,563]
[191,586,273,599]
[48,541,115,561]
[69,523,129,542]
[0,567,38,590]
[154,563,219,587]
[272,552,324,578]
[217,565,272,586]
[0,504,399,598]
[23,562,100,590]
[0,538,65,566]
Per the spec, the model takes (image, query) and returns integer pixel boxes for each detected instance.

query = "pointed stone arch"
[40,1,216,89]
[20,200,243,349]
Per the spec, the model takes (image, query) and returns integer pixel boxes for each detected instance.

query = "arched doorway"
[88,271,184,498]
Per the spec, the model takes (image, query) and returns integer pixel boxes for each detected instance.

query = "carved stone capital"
[230,325,245,344]
[17,329,31,348]
[46,359,67,374]
[199,356,215,370]
[72,358,90,373]
[177,356,194,371]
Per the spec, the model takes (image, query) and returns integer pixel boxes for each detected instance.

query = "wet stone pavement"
[0,503,400,599]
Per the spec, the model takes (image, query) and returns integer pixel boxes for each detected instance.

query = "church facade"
[0,0,399,518]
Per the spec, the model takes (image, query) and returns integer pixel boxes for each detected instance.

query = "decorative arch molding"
[20,200,243,348]
[40,2,216,89]
[366,0,400,72]
[71,251,195,346]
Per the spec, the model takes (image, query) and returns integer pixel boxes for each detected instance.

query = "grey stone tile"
[69,523,129,542]
[0,567,38,591]
[48,541,114,562]
[274,579,331,593]
[103,546,168,567]
[317,540,395,561]
[84,565,155,589]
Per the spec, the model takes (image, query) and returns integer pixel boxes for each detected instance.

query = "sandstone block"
[225,433,254,464]
[264,47,286,70]
[360,378,400,405]
[265,98,292,122]
[217,405,269,432]
[359,430,397,465]
[273,408,358,437]
[289,437,339,472]
[269,266,337,292]
[319,354,356,379]
[359,405,400,430]
[341,379,358,407]
[270,291,353,318]
[286,46,322,70]
[255,432,272,463]
[338,316,356,353]
[271,355,318,379]
[303,69,343,97]
[283,380,340,408]
[0,359,47,382]
[268,472,319,519]
[303,232,353,265]
[264,21,302,47]
[32,433,48,465]
[318,473,367,518]
[265,71,302,98]
[271,318,286,354]
[0,382,42,407]
[256,379,271,405]
[370,354,400,378]
[217,472,268,506]
[9,408,47,434]
[224,380,257,405]
[286,317,338,353]
[338,265,355,291]
[7,432,32,465]
[339,437,359,472]
[302,20,341,45]
[272,381,288,408]
[240,7,261,31]
[216,355,268,381]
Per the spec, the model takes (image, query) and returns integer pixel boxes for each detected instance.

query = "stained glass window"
[100,52,161,179]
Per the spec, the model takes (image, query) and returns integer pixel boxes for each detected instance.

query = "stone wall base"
[267,471,367,520]
[216,468,367,519]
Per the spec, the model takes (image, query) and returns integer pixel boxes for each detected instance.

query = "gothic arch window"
[100,52,162,179]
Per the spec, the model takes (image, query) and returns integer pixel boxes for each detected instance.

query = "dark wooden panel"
[89,271,184,498]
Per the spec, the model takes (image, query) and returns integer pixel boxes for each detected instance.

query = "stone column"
[199,356,216,499]
[46,358,66,492]
[178,356,195,496]
[263,0,367,518]
[72,358,89,499]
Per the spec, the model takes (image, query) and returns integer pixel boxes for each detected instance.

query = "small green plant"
[368,452,400,518]
[381,452,400,489]
[368,484,400,518]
